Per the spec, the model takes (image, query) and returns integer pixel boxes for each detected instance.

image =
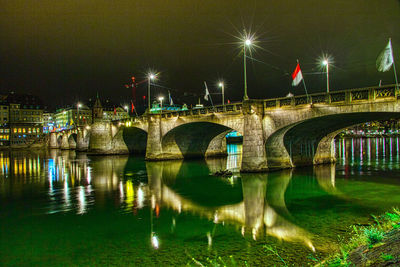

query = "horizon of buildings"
[0,92,130,146]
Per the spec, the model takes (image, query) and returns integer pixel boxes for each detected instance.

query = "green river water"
[1,137,400,266]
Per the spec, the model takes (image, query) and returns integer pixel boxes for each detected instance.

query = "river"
[1,137,400,266]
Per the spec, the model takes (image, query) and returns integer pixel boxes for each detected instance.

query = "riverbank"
[318,208,400,266]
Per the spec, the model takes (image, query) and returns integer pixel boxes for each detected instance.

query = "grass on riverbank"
[313,208,400,266]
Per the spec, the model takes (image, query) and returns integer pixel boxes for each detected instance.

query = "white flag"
[168,91,174,105]
[376,39,394,72]
[204,81,210,101]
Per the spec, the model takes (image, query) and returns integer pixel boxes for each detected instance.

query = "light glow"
[151,234,159,249]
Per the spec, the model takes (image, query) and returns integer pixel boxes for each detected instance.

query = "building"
[90,95,129,121]
[102,106,129,121]
[0,95,10,146]
[43,112,55,133]
[6,93,44,146]
[54,105,92,131]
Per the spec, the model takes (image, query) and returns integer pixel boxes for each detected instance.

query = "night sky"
[1,0,399,109]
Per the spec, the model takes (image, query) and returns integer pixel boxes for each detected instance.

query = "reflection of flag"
[377,39,394,72]
[204,81,210,101]
[113,106,116,115]
[291,63,303,86]
[227,99,230,104]
[168,91,174,105]
[131,102,135,113]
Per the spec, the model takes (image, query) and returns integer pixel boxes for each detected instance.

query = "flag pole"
[390,38,399,94]
[297,59,310,102]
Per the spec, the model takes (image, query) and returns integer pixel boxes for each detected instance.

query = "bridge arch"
[122,127,148,155]
[161,121,242,159]
[266,112,400,169]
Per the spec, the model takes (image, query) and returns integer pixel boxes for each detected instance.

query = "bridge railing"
[159,103,242,118]
[121,84,398,123]
[263,84,398,109]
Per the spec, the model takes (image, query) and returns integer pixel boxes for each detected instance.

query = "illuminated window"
[0,129,3,133]
[28,128,31,133]
[37,128,40,133]
[22,128,26,133]
[18,128,22,133]
[13,128,17,133]
[33,128,36,133]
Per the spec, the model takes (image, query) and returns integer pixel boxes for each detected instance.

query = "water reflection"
[1,138,400,255]
[144,159,316,251]
[335,137,400,172]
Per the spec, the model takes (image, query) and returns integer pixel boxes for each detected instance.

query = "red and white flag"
[291,63,303,86]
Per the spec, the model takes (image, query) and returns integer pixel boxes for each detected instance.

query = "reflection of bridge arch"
[145,161,316,250]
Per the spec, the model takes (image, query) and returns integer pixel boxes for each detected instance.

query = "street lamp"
[243,39,252,100]
[218,82,225,107]
[322,59,330,93]
[148,73,157,112]
[77,103,82,126]
[124,105,129,117]
[158,96,164,115]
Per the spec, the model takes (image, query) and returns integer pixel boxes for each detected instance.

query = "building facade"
[6,93,44,146]
[54,105,92,131]
[102,106,129,121]
[0,95,10,146]
[43,112,55,133]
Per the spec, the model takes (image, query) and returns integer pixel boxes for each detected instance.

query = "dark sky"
[1,0,399,109]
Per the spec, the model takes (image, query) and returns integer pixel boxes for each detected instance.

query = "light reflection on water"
[0,138,400,265]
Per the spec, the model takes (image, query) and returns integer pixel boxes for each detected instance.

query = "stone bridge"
[49,126,90,151]
[52,84,400,172]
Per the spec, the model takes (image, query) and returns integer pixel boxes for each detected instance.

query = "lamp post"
[158,96,164,115]
[148,73,156,113]
[77,103,82,127]
[243,39,251,100]
[218,82,225,108]
[322,59,330,93]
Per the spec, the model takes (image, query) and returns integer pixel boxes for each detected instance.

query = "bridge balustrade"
[120,85,397,123]
[155,103,242,118]
[263,84,398,109]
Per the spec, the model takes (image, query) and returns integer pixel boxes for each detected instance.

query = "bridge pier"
[205,131,228,158]
[76,128,89,151]
[145,115,163,160]
[313,131,338,165]
[49,132,59,149]
[88,121,128,154]
[68,135,77,149]
[60,134,69,150]
[241,101,268,172]
[89,121,114,153]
